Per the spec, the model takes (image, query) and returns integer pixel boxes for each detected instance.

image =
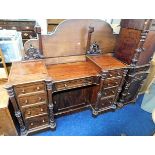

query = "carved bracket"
[23,44,44,60]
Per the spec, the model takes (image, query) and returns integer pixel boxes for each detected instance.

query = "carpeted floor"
[34,95,155,136]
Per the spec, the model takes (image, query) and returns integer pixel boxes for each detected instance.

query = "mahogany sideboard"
[5,19,155,135]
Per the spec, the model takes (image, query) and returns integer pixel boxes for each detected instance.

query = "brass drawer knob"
[25,99,28,104]
[42,119,45,123]
[38,97,42,101]
[40,108,43,112]
[27,111,31,115]
[36,86,40,90]
[64,84,67,88]
[24,33,28,36]
[30,123,33,126]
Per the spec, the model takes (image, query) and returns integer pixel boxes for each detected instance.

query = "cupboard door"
[53,86,93,115]
[119,73,148,104]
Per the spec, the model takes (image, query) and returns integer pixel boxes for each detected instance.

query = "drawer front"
[15,82,45,96]
[99,97,114,109]
[55,77,94,91]
[23,103,48,119]
[135,65,150,72]
[102,87,118,97]
[18,93,47,107]
[22,31,36,39]
[104,77,122,88]
[107,69,123,78]
[26,114,48,130]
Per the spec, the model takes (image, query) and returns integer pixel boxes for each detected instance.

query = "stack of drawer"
[14,81,49,131]
[97,69,125,110]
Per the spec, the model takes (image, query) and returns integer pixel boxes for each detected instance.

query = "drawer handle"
[27,111,31,115]
[30,123,33,126]
[38,97,42,101]
[107,83,111,86]
[40,108,43,112]
[36,86,40,90]
[117,73,121,76]
[24,33,28,36]
[111,91,115,94]
[109,74,113,77]
[25,99,28,104]
[22,89,25,93]
[115,82,118,85]
[42,119,45,123]
[64,84,68,88]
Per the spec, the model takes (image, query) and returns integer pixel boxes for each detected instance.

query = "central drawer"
[15,82,46,97]
[22,103,48,119]
[25,114,49,130]
[18,92,47,107]
[55,77,94,91]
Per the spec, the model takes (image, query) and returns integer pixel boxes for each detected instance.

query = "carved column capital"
[45,78,53,90]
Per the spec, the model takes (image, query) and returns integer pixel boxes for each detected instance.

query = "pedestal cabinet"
[115,19,155,106]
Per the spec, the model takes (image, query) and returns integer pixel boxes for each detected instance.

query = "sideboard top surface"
[87,55,127,70]
[8,55,127,84]
[8,60,48,85]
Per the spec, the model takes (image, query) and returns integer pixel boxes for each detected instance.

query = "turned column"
[34,24,43,55]
[5,85,27,136]
[92,71,108,115]
[45,79,56,129]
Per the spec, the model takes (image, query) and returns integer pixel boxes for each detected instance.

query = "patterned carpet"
[34,95,155,136]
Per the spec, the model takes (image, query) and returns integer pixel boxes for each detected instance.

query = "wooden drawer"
[107,69,123,78]
[18,92,47,107]
[134,65,150,73]
[15,82,45,96]
[104,77,122,88]
[101,86,118,97]
[22,103,48,119]
[25,114,48,130]
[55,77,94,91]
[99,97,114,109]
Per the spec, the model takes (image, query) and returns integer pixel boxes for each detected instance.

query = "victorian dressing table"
[5,19,155,135]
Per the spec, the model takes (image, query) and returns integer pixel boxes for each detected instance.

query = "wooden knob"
[109,74,112,77]
[37,86,40,90]
[40,108,43,112]
[64,84,67,88]
[117,73,121,76]
[112,91,115,94]
[27,111,31,115]
[38,97,42,101]
[30,123,33,126]
[25,99,28,104]
[22,89,25,93]
[115,82,118,85]
[24,33,28,36]
[42,119,45,123]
